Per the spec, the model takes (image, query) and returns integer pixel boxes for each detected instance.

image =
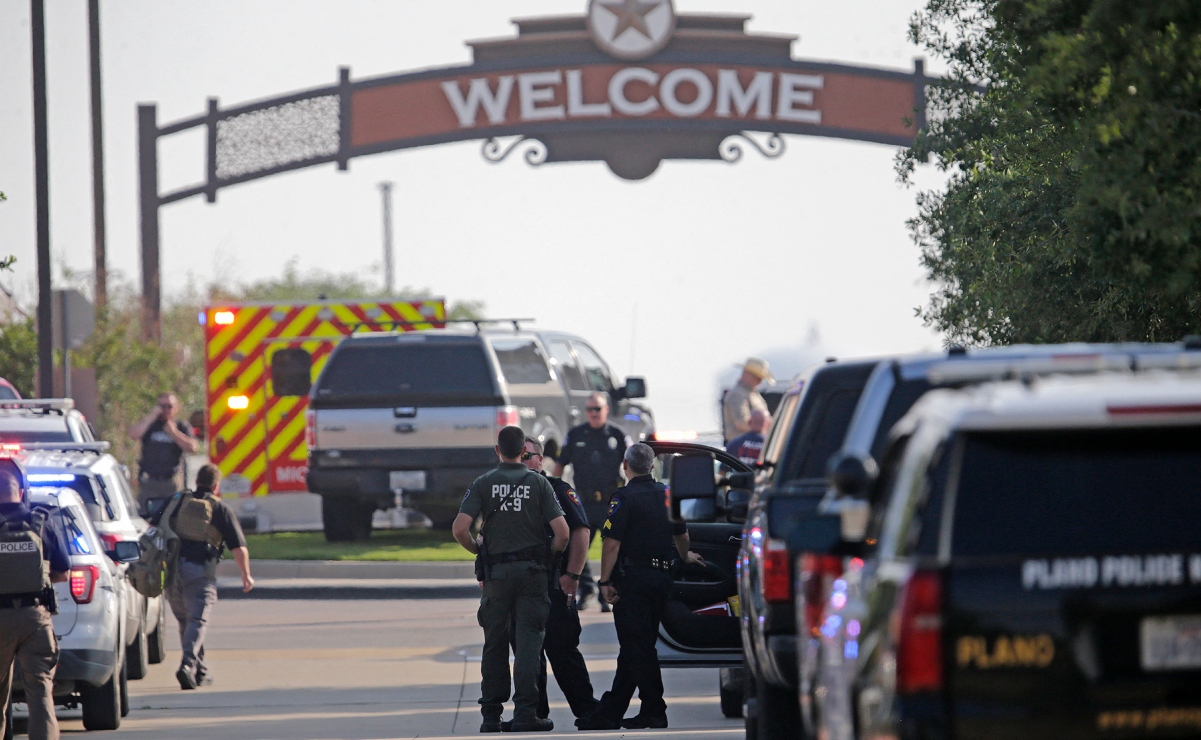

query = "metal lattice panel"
[215,95,340,180]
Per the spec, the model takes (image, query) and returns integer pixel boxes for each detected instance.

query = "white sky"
[0,0,947,432]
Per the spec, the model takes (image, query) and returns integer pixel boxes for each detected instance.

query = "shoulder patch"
[608,499,621,516]
[461,489,471,504]
[567,490,581,507]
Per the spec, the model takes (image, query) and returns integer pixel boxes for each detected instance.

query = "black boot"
[507,717,553,732]
[481,708,504,733]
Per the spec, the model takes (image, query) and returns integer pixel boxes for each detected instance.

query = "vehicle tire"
[126,624,149,680]
[720,679,744,718]
[744,673,759,740]
[80,661,122,730]
[348,501,374,541]
[757,678,801,740]
[119,658,129,718]
[147,602,167,665]
[321,497,353,542]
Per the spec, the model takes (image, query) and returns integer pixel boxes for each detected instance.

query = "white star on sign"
[598,0,661,41]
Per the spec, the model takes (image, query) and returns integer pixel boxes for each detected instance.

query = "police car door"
[649,441,748,667]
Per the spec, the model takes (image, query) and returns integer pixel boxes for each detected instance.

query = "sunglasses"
[585,406,604,412]
[520,452,542,461]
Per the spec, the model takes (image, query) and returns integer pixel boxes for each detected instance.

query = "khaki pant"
[137,475,180,513]
[0,606,59,740]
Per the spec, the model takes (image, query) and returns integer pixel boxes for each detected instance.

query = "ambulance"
[200,299,445,528]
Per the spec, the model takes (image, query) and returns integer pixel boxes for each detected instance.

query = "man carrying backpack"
[0,457,70,740]
[150,463,254,690]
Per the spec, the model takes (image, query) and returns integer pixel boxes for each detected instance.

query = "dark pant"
[580,504,609,597]
[512,588,600,719]
[595,568,672,720]
[166,559,218,677]
[478,561,550,722]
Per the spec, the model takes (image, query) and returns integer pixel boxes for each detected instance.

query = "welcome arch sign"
[138,1,931,337]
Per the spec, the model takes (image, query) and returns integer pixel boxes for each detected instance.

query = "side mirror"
[108,540,141,563]
[668,454,718,521]
[828,451,879,497]
[622,377,647,399]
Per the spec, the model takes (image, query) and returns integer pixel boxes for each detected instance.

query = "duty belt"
[488,545,549,566]
[0,594,44,610]
[620,556,673,571]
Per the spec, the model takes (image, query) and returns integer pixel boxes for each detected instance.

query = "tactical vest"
[173,493,224,550]
[0,510,52,597]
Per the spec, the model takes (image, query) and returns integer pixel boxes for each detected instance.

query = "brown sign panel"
[351,62,918,155]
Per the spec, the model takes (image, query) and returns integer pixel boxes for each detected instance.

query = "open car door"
[647,440,752,667]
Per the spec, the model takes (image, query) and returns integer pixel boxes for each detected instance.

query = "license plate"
[389,470,427,491]
[1141,615,1201,671]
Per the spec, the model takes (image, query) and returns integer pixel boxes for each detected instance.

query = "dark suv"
[737,359,880,739]
[306,327,652,539]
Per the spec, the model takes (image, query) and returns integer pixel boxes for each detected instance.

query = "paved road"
[50,597,745,739]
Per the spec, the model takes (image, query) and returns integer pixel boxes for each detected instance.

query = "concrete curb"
[215,577,481,601]
[216,559,477,580]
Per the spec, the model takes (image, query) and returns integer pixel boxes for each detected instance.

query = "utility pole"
[378,181,395,295]
[31,0,53,397]
[88,0,108,310]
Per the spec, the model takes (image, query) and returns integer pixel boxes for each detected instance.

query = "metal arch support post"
[138,103,162,342]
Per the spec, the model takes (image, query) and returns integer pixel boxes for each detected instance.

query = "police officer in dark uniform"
[453,426,569,733]
[577,443,702,731]
[553,392,629,608]
[504,436,599,728]
[0,457,70,740]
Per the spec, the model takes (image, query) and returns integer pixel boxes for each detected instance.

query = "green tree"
[905,0,1201,345]
[0,318,36,395]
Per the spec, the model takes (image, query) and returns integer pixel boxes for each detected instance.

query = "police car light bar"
[20,442,111,453]
[0,398,75,412]
[28,473,77,483]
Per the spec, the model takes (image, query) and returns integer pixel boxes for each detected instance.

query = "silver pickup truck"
[306,327,654,540]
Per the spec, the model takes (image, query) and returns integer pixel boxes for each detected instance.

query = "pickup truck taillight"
[896,569,943,694]
[305,409,316,448]
[763,538,792,603]
[69,565,99,604]
[496,406,520,428]
[800,553,843,636]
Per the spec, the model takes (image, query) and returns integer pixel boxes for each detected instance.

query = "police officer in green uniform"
[453,426,569,733]
[578,443,702,731]
[150,464,255,690]
[0,458,70,740]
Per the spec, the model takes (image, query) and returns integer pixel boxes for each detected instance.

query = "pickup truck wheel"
[720,679,744,718]
[756,679,800,740]
[80,660,123,730]
[147,602,167,665]
[119,658,129,717]
[126,624,149,680]
[743,673,759,740]
[322,498,375,542]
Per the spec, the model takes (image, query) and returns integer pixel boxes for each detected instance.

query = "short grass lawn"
[245,529,605,562]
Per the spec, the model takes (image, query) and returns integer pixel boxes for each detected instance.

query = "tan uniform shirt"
[723,381,768,442]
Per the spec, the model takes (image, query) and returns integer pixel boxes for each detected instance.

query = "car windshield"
[951,426,1201,557]
[316,341,496,402]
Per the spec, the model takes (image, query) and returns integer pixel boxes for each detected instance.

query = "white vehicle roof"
[902,370,1201,435]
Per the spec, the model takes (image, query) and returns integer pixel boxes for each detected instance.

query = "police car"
[22,445,167,681]
[811,371,1201,740]
[8,486,138,733]
[0,399,98,445]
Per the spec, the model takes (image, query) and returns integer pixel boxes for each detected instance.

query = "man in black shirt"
[554,392,629,607]
[578,443,701,731]
[129,393,198,509]
[151,464,254,690]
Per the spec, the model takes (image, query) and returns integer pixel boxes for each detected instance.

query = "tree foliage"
[905,0,1201,344]
[0,318,36,395]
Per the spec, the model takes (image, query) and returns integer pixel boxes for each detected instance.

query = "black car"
[736,359,880,739]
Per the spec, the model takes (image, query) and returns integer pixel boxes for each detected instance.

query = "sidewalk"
[214,559,603,600]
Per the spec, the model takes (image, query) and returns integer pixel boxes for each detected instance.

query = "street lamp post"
[31,0,54,397]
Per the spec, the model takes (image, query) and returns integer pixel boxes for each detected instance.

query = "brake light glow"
[227,395,250,410]
[763,539,792,603]
[305,409,316,448]
[496,406,520,428]
[896,569,943,694]
[800,554,843,637]
[69,565,99,604]
[0,443,20,458]
[213,310,236,326]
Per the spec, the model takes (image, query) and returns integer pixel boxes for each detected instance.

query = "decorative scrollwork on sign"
[481,137,548,167]
[215,95,340,180]
[719,132,786,163]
